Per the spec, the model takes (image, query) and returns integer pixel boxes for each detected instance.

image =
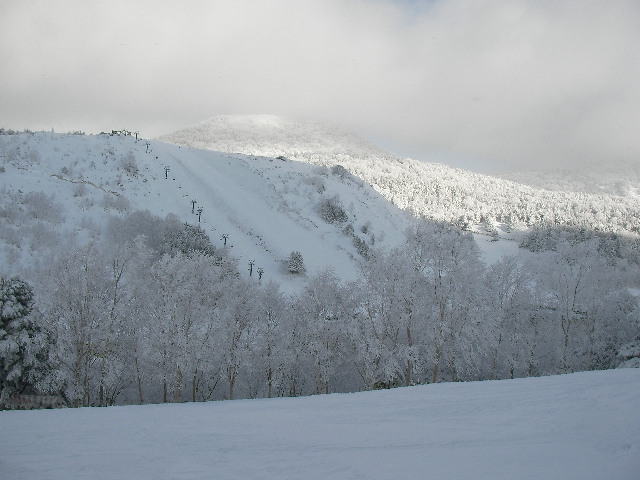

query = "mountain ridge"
[158,115,640,237]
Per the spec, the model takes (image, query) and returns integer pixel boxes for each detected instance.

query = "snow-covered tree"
[147,251,231,403]
[243,281,292,398]
[359,246,425,387]
[0,276,54,403]
[93,238,153,406]
[163,222,216,257]
[36,246,111,407]
[318,195,348,224]
[484,255,535,379]
[296,269,359,394]
[216,278,260,400]
[530,239,638,373]
[106,211,216,259]
[287,251,306,274]
[402,220,487,383]
[35,237,155,407]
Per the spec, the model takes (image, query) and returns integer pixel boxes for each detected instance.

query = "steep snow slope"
[0,132,410,290]
[2,369,639,480]
[159,115,640,236]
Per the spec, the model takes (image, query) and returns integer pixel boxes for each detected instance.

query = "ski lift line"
[158,147,290,265]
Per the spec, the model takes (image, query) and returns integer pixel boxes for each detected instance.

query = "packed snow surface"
[2,369,639,480]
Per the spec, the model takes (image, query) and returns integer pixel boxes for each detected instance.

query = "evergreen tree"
[163,223,216,257]
[318,196,348,224]
[287,251,306,274]
[0,276,52,403]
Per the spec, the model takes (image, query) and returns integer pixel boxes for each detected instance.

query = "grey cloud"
[1,0,638,173]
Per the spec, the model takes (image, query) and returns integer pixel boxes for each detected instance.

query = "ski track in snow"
[164,147,367,283]
[1,369,639,480]
[144,141,411,287]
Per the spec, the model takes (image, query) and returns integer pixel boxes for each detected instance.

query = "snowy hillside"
[0,131,410,290]
[160,115,640,236]
[2,369,639,480]
[499,161,640,197]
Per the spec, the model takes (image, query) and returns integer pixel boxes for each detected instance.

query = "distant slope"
[2,369,639,480]
[499,162,640,197]
[0,131,410,290]
[159,115,640,236]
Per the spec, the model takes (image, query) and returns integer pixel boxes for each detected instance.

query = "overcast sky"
[1,0,639,173]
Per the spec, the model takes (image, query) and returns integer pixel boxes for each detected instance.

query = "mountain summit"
[157,114,396,162]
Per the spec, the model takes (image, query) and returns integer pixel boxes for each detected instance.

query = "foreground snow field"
[2,369,639,480]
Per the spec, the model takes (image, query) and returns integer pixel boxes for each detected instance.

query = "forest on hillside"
[2,210,638,408]
[320,156,640,236]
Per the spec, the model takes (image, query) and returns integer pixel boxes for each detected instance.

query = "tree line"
[1,212,638,407]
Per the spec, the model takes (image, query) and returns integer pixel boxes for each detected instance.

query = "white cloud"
[1,0,638,172]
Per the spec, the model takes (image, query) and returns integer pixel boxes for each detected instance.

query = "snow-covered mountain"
[159,115,640,237]
[0,130,410,291]
[4,119,639,291]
